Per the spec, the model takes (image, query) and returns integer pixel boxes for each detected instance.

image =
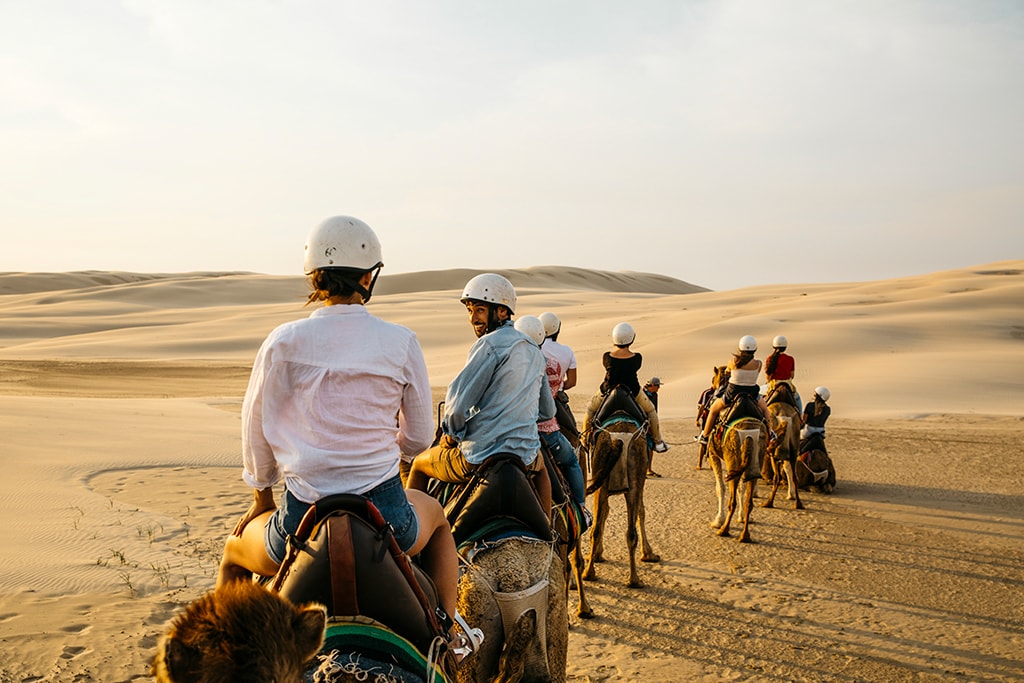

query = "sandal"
[646,471,662,478]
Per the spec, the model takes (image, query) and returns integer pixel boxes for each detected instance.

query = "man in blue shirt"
[407,274,555,512]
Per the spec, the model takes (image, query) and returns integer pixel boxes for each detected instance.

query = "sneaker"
[653,441,669,453]
[697,434,709,445]
[581,507,593,532]
[449,611,484,662]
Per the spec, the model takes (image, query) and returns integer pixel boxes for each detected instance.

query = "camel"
[760,387,805,510]
[543,445,593,620]
[794,446,837,493]
[151,580,327,683]
[696,366,730,470]
[707,398,766,543]
[455,537,568,683]
[153,580,457,683]
[431,454,570,682]
[582,420,660,588]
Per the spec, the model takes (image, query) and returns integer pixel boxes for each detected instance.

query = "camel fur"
[582,424,660,588]
[152,580,326,683]
[456,537,568,682]
[708,417,766,543]
[760,400,805,510]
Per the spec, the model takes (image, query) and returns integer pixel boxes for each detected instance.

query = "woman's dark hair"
[765,348,782,376]
[814,395,828,416]
[731,349,755,369]
[306,268,363,305]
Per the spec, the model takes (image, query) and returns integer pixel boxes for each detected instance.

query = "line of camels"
[153,369,834,682]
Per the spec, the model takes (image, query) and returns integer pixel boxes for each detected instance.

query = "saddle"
[594,385,647,426]
[800,432,827,455]
[270,494,447,655]
[434,454,553,552]
[766,382,798,409]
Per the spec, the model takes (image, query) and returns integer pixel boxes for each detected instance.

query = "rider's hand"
[232,488,276,537]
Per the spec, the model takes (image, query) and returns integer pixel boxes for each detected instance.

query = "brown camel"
[153,580,458,682]
[760,398,805,510]
[708,415,766,543]
[696,366,730,470]
[794,447,837,493]
[582,422,660,588]
[151,580,326,683]
[544,445,593,620]
[456,537,568,683]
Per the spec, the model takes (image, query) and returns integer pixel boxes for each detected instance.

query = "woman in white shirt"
[216,216,479,654]
[698,335,770,447]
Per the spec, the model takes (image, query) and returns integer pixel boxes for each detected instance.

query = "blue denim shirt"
[443,321,555,466]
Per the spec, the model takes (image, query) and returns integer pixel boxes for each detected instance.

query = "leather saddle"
[723,393,763,427]
[766,383,798,408]
[270,493,446,654]
[436,454,553,552]
[594,385,647,427]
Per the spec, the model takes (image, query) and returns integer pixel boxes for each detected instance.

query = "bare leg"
[216,511,279,588]
[405,489,458,620]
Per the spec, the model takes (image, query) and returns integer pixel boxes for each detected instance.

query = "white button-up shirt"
[241,304,434,503]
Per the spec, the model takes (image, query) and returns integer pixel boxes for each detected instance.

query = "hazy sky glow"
[2,1,1022,289]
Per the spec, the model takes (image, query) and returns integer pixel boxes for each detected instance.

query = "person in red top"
[765,335,802,412]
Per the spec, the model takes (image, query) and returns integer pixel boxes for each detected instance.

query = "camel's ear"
[293,603,327,660]
[160,635,203,682]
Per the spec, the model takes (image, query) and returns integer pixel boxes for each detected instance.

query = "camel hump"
[594,385,647,426]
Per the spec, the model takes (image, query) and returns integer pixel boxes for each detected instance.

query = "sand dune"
[0,262,1021,681]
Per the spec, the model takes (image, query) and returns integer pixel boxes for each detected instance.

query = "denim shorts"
[265,475,420,565]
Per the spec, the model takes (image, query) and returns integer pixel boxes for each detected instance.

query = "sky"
[1,1,1022,290]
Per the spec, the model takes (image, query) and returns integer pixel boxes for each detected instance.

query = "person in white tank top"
[698,336,772,450]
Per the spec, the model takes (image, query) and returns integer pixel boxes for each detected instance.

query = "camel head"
[712,365,730,390]
[152,581,326,683]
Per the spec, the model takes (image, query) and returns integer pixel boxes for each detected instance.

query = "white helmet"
[772,335,788,349]
[515,315,546,346]
[738,335,758,352]
[460,273,516,314]
[539,311,561,338]
[612,322,636,346]
[303,216,383,274]
[814,386,831,402]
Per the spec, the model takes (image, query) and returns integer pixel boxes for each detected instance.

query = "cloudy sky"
[2,1,1021,290]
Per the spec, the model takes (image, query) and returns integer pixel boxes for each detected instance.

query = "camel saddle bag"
[270,493,446,654]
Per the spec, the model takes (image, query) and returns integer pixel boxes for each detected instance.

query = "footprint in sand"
[59,645,87,659]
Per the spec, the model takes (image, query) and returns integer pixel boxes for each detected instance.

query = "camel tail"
[726,435,755,482]
[585,437,622,495]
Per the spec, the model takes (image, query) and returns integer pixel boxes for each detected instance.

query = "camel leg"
[717,478,738,537]
[637,494,660,563]
[738,479,755,543]
[573,544,593,618]
[583,488,608,580]
[761,458,780,508]
[784,461,805,509]
[625,495,642,588]
[710,456,727,529]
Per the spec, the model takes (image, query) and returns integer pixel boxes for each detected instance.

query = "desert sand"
[0,262,1022,682]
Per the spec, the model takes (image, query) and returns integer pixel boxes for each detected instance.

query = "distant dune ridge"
[0,261,1023,682]
[0,261,1021,418]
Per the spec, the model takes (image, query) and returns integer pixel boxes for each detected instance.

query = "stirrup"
[449,610,484,662]
[697,434,709,445]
